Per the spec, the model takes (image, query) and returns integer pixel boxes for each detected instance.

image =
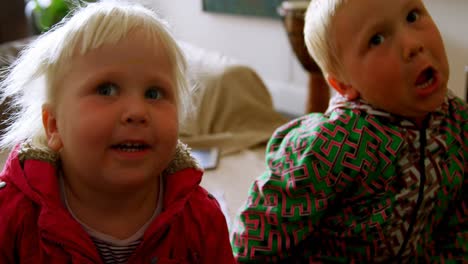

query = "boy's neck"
[63,176,160,239]
[409,114,430,129]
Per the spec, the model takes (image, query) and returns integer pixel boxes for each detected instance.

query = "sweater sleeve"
[231,115,339,262]
[231,111,406,262]
[432,174,467,260]
[431,97,468,260]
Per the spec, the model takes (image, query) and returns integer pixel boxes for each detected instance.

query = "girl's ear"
[42,104,63,151]
[327,75,360,100]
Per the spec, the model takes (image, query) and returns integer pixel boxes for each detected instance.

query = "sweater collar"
[325,91,452,129]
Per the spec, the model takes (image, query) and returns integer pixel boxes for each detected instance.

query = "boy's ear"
[327,75,360,100]
[42,104,63,152]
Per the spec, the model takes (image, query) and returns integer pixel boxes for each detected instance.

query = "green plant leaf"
[32,0,71,32]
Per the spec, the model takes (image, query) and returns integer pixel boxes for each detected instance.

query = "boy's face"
[330,0,449,121]
[43,29,179,193]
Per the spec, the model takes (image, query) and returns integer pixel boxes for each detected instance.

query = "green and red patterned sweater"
[231,92,468,263]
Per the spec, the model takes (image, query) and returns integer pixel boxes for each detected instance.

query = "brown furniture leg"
[307,72,330,113]
[279,3,330,114]
[0,0,29,44]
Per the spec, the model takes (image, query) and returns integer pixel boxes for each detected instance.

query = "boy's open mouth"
[415,67,435,89]
[111,143,150,152]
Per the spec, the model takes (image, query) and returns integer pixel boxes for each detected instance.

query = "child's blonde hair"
[304,0,347,79]
[0,0,191,150]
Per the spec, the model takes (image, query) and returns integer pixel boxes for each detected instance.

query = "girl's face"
[43,30,179,193]
[329,0,449,124]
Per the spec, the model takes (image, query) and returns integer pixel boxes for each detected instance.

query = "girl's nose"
[123,113,148,125]
[121,100,149,125]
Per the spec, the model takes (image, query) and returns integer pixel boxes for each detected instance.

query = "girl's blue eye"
[97,82,118,96]
[407,10,420,23]
[369,34,385,47]
[145,88,162,100]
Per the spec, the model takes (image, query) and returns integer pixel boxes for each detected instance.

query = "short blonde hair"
[304,0,347,78]
[0,0,191,150]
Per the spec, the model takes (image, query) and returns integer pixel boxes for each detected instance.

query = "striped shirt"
[60,177,163,264]
[89,236,141,264]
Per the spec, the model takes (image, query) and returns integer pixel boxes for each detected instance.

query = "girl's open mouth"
[111,143,150,152]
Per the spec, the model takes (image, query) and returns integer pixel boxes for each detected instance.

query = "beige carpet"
[200,146,266,228]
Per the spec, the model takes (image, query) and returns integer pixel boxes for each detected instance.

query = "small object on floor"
[191,148,219,170]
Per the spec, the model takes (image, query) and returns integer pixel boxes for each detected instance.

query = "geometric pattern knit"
[231,92,468,263]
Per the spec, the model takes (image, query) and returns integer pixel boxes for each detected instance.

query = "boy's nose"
[403,38,424,62]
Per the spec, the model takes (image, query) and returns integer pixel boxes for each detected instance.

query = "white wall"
[425,0,468,99]
[146,0,468,114]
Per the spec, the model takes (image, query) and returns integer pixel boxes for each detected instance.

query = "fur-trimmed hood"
[1,139,204,210]
[17,140,202,175]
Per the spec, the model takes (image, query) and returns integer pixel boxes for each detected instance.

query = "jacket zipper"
[395,124,427,261]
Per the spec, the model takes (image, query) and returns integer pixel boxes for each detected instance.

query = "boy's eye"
[369,34,385,47]
[145,88,162,100]
[406,10,420,23]
[97,82,118,96]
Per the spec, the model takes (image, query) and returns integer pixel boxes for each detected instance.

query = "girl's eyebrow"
[80,68,175,92]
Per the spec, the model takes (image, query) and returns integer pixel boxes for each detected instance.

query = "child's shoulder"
[0,146,45,213]
[182,185,229,237]
[188,185,224,214]
[269,109,399,147]
[266,110,404,169]
[0,168,37,232]
[447,93,468,113]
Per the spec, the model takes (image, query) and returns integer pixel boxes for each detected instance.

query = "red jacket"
[0,143,235,263]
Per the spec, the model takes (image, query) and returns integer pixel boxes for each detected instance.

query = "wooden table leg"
[306,72,330,113]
